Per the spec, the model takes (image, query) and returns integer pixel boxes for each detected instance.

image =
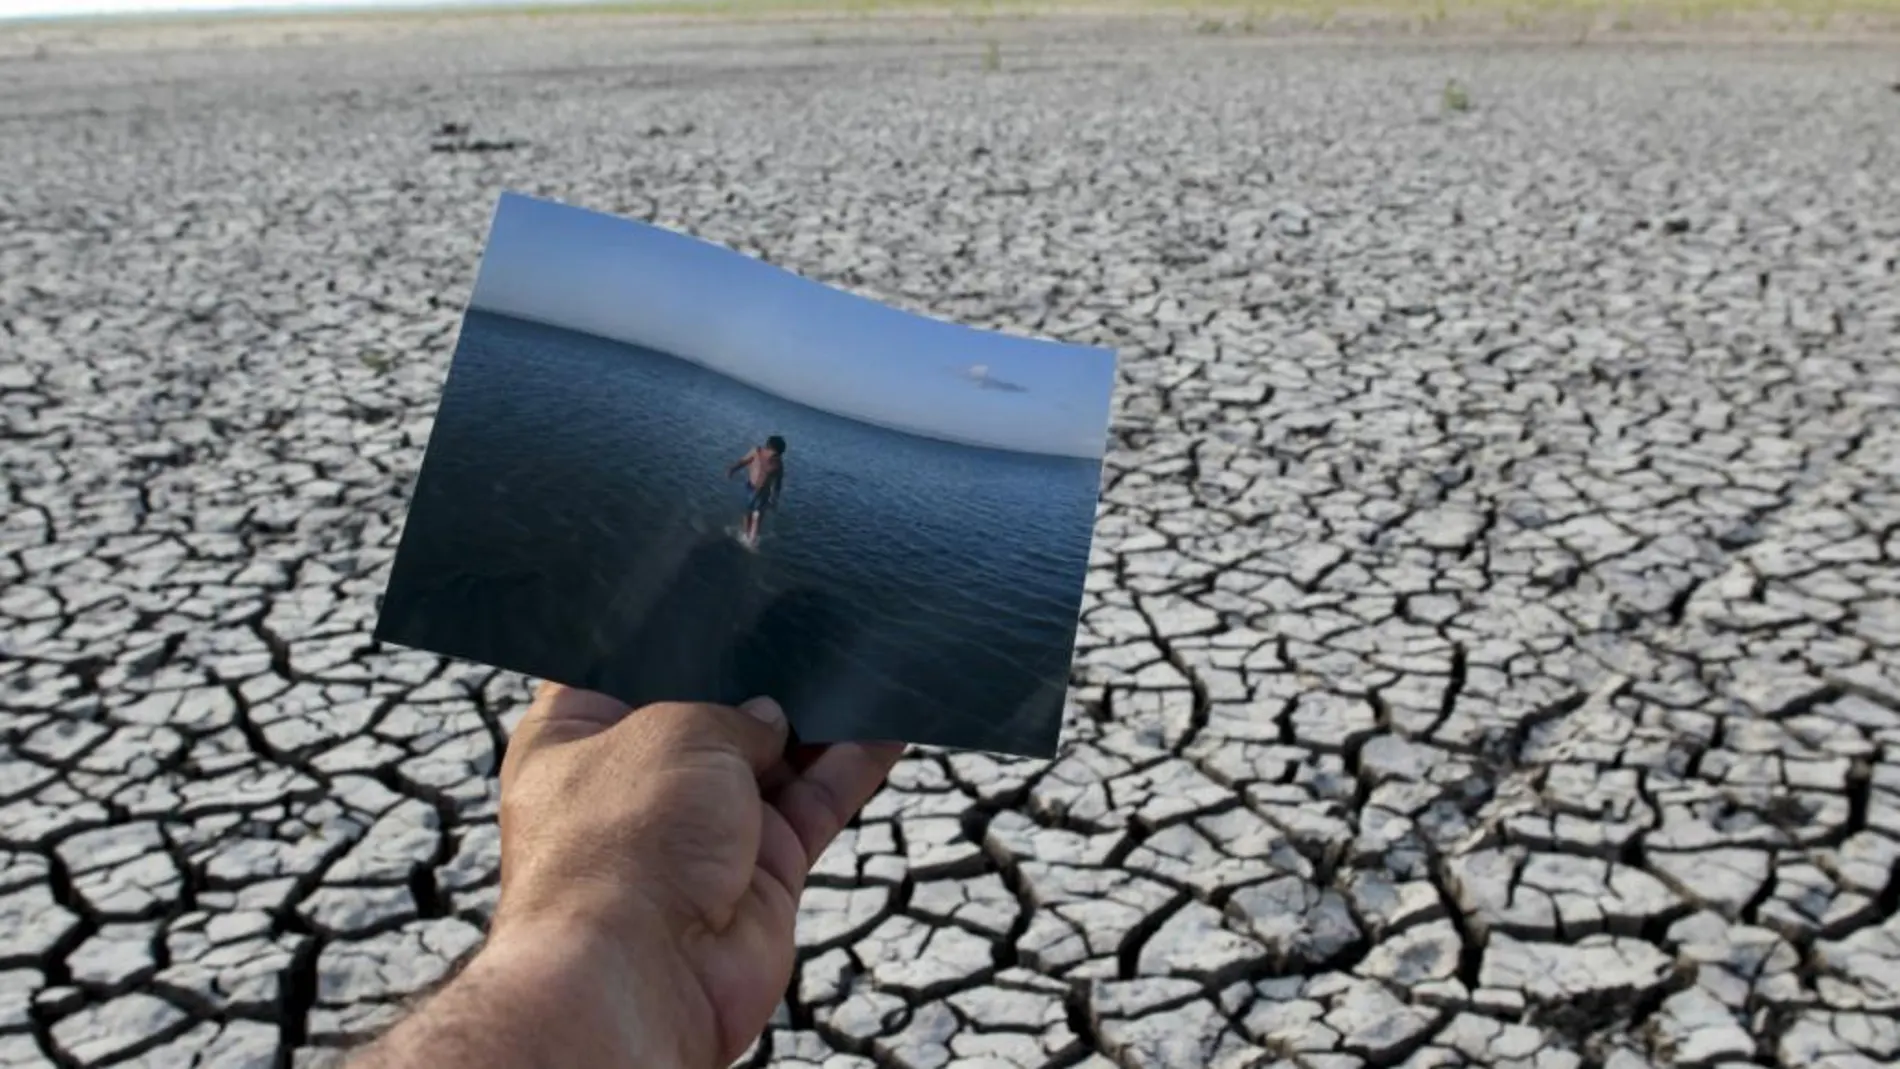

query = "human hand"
[485,685,903,1068]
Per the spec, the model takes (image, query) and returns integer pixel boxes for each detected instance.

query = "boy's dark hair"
[766,435,787,455]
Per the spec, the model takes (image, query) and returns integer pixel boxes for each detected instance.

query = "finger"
[754,803,810,909]
[501,682,629,790]
[770,741,905,879]
[624,695,790,778]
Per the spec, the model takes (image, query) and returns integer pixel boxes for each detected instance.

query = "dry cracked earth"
[3,12,1900,1069]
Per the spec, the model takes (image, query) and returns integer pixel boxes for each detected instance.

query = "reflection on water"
[377,311,1103,757]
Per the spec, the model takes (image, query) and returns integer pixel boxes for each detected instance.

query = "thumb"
[617,695,791,778]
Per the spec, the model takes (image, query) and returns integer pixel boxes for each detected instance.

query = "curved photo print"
[375,192,1118,758]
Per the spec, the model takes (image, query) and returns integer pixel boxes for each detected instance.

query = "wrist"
[475,913,710,1068]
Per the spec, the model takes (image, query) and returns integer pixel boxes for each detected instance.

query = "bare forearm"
[348,923,690,1069]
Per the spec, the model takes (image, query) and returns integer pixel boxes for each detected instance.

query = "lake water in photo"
[377,311,1104,757]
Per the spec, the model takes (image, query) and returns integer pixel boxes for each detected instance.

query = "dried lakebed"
[2,13,1899,1069]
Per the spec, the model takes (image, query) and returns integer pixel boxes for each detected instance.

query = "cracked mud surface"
[4,12,1900,1068]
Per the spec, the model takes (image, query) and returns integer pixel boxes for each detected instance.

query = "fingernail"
[740,696,784,725]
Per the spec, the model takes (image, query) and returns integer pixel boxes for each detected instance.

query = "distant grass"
[555,0,1897,22]
[6,0,1893,37]
[19,0,1898,23]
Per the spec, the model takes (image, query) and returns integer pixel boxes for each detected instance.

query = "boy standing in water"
[726,435,786,548]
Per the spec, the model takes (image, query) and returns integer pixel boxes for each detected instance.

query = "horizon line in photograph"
[467,191,1118,461]
[470,307,1115,463]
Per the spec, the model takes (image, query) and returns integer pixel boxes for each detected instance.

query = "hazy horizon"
[467,192,1116,460]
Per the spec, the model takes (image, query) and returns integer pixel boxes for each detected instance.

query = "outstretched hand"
[351,685,904,1069]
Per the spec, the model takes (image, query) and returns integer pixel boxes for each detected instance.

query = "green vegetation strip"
[7,0,1894,35]
[469,0,1900,19]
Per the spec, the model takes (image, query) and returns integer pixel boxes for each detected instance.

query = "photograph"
[374,192,1118,758]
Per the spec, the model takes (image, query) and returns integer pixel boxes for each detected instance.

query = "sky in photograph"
[468,193,1117,460]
